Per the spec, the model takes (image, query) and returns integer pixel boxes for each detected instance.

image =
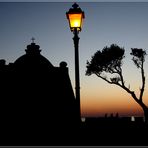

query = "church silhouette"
[0,40,79,144]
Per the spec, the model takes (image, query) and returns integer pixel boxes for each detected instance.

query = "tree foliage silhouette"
[86,44,148,124]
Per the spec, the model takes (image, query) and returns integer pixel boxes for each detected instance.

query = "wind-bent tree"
[86,44,148,124]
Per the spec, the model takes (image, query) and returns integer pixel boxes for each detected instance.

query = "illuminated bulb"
[74,21,79,27]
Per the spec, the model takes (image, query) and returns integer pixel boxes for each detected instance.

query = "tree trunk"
[143,107,148,124]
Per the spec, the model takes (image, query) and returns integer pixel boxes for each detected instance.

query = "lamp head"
[66,3,85,32]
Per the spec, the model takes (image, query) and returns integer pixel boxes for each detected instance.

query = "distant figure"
[110,113,113,118]
[115,113,119,118]
[105,113,108,118]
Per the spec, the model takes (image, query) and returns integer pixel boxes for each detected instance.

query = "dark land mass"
[0,117,147,146]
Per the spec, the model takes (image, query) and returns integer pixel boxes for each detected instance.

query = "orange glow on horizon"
[80,77,148,118]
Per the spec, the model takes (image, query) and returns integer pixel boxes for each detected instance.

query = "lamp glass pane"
[68,14,82,28]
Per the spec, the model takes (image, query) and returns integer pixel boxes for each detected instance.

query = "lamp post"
[66,3,85,122]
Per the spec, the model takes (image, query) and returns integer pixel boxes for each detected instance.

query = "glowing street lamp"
[66,3,85,32]
[66,3,85,122]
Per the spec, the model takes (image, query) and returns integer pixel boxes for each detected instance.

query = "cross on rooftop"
[31,37,35,43]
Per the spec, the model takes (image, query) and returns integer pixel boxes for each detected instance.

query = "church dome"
[14,42,53,68]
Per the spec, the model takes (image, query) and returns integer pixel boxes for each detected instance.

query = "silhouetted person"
[115,113,119,118]
[110,113,113,118]
[105,113,108,118]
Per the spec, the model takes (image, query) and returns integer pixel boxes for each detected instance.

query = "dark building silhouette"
[0,41,79,138]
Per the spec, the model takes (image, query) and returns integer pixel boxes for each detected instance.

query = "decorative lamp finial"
[72,3,79,9]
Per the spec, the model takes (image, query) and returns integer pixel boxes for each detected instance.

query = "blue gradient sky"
[0,2,148,117]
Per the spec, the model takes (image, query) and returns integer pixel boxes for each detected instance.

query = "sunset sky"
[0,1,148,117]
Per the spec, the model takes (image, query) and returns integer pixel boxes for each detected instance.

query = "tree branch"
[116,82,140,105]
[98,69,147,109]
[95,72,140,105]
[118,68,125,86]
[95,73,116,85]
[139,58,145,102]
[108,67,119,74]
